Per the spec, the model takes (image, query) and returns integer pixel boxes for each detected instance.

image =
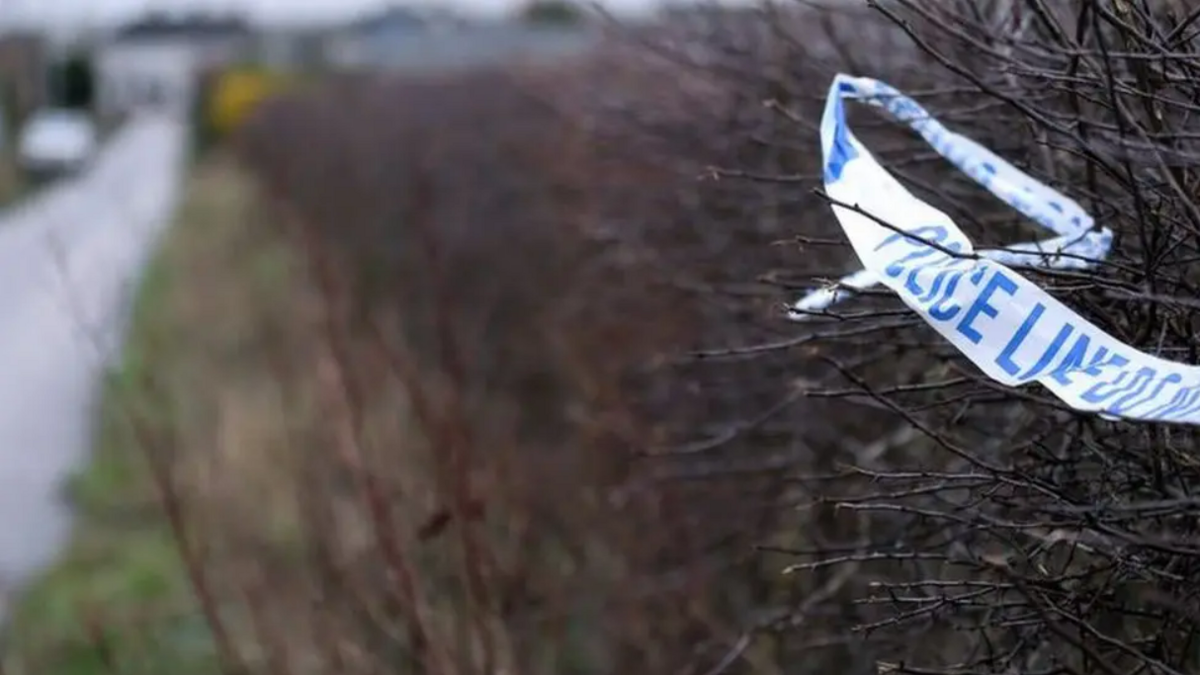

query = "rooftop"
[111,13,254,42]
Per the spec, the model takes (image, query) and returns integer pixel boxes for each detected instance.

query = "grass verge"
[3,153,301,674]
[0,154,26,206]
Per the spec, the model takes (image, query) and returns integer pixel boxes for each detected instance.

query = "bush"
[191,66,294,157]
[49,1,1200,673]
[581,2,1200,673]
[207,68,292,140]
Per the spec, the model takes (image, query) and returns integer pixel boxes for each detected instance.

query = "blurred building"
[324,6,430,69]
[325,6,596,72]
[92,13,253,118]
[0,31,49,128]
[253,27,330,72]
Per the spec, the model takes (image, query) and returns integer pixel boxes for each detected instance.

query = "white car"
[17,109,98,178]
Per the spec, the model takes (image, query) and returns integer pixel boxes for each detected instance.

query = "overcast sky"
[0,0,669,28]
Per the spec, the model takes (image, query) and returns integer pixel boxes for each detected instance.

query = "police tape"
[799,73,1200,426]
[789,74,1113,318]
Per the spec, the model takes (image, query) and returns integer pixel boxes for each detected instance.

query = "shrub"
[207,67,292,140]
[89,1,1200,673]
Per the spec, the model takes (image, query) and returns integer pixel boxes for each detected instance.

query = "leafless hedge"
[232,1,1200,673]
[616,2,1200,673]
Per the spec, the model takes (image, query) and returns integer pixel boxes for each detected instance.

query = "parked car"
[16,108,98,179]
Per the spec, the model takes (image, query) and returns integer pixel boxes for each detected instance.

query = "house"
[324,6,430,69]
[253,26,332,72]
[325,7,597,73]
[0,31,49,128]
[373,23,596,72]
[92,13,254,119]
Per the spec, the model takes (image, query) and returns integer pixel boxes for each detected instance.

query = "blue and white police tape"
[790,74,1113,319]
[803,73,1200,426]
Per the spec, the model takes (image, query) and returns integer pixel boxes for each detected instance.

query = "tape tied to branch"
[797,74,1200,426]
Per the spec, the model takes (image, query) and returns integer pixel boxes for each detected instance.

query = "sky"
[0,0,669,29]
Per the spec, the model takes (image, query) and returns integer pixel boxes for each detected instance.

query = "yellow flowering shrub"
[207,68,290,139]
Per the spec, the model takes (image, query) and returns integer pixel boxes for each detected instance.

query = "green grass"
[0,157,267,675]
[3,254,218,675]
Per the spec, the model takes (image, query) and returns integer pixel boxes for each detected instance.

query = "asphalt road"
[0,115,185,610]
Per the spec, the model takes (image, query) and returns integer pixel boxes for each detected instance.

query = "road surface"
[0,115,185,611]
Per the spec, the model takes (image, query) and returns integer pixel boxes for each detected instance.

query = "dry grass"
[0,154,23,206]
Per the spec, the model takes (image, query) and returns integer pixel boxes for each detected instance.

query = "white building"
[94,41,195,118]
[92,15,252,119]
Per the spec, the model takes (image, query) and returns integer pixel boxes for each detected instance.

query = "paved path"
[0,115,185,609]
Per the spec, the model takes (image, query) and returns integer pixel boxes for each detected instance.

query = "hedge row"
[216,2,1200,673]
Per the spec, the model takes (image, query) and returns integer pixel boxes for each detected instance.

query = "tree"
[48,52,95,111]
[516,0,585,26]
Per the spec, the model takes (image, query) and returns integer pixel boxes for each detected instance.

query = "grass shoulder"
[3,154,298,675]
[0,154,27,207]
